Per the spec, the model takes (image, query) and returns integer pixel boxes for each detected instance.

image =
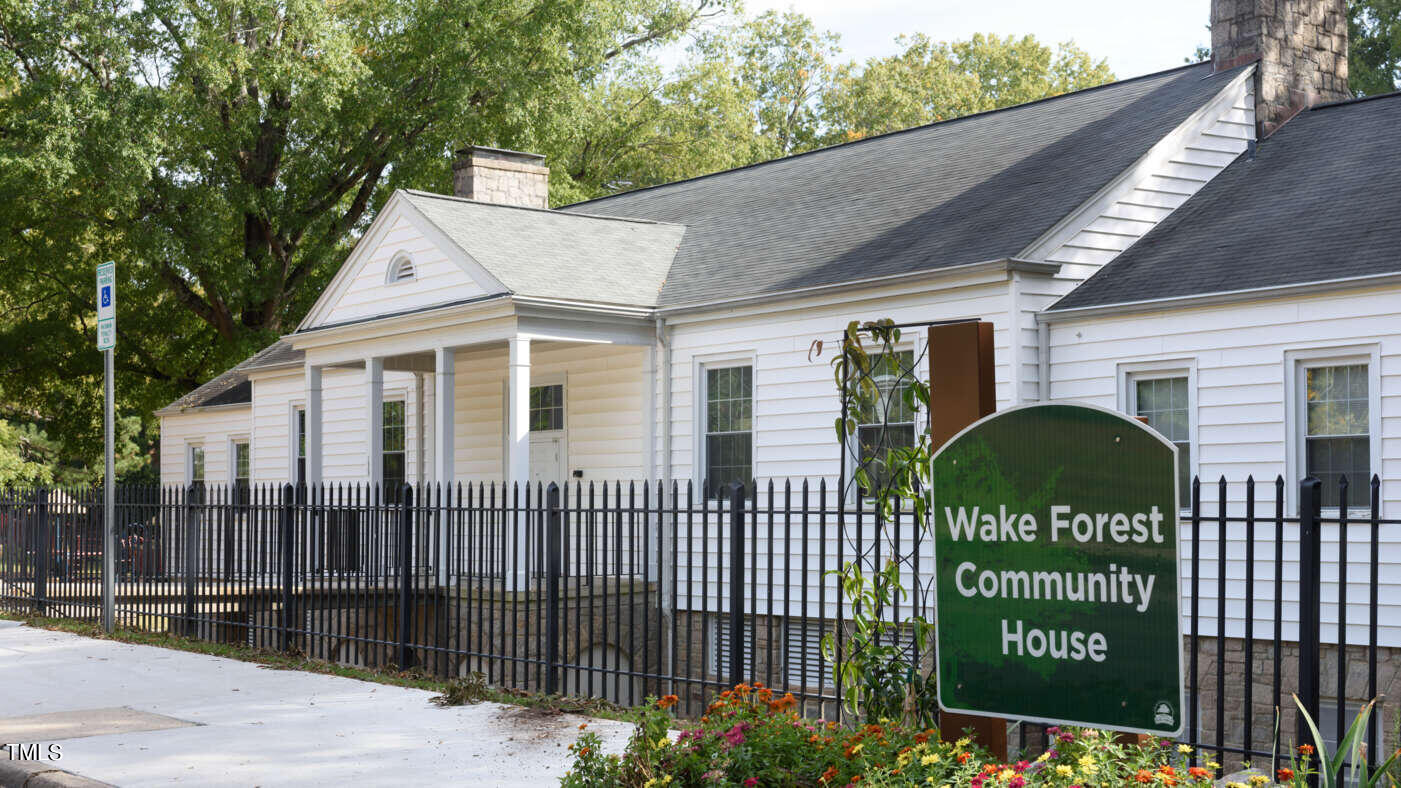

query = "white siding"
[315,213,490,328]
[665,275,1017,618]
[1010,75,1256,402]
[665,275,1015,488]
[1030,78,1255,281]
[1047,286,1401,646]
[158,406,252,486]
[447,341,648,484]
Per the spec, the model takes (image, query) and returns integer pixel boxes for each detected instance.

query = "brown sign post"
[927,320,1008,758]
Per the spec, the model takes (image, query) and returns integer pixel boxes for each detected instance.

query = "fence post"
[1296,476,1322,760]
[33,488,49,616]
[545,483,562,695]
[184,484,199,637]
[279,484,295,653]
[397,484,415,670]
[728,481,746,689]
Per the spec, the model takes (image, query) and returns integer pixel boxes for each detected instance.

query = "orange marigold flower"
[957,752,972,764]
[658,694,679,709]
[914,731,930,744]
[820,766,839,783]
[1298,744,1315,756]
[1136,768,1155,783]
[758,688,773,703]
[1278,767,1295,781]
[1187,767,1210,779]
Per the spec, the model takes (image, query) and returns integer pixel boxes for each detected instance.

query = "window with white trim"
[1303,363,1370,509]
[854,350,917,495]
[704,364,752,497]
[1128,373,1192,509]
[529,384,564,431]
[188,445,205,488]
[382,400,406,495]
[232,440,250,504]
[385,252,416,284]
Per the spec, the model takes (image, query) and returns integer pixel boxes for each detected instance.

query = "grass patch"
[0,611,639,724]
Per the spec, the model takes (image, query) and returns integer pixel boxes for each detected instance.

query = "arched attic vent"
[386,252,416,284]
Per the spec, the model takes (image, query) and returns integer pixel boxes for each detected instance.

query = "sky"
[728,0,1212,80]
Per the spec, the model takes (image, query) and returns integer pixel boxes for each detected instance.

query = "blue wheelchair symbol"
[101,286,111,307]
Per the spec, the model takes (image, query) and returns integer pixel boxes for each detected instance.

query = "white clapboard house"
[157,0,1398,695]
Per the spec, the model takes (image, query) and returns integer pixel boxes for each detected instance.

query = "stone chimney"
[451,146,550,209]
[1211,0,1350,137]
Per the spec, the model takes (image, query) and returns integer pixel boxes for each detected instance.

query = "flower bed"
[558,683,1287,787]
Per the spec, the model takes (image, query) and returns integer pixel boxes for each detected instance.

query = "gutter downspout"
[655,314,674,690]
[1037,319,1051,402]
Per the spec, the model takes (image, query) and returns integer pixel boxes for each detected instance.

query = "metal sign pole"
[97,260,117,634]
[103,347,115,633]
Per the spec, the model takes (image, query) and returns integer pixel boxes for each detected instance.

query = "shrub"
[561,684,1224,787]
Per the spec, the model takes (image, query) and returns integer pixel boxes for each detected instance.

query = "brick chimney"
[451,146,550,209]
[1211,0,1350,136]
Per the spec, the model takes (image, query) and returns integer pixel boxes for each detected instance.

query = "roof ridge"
[400,189,686,228]
[563,61,1221,210]
[1310,88,1401,111]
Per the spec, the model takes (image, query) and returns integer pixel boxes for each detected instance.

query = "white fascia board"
[1017,65,1256,262]
[1037,272,1401,323]
[515,313,655,346]
[510,295,655,320]
[154,401,253,417]
[289,296,514,352]
[244,364,303,382]
[660,258,1061,325]
[296,190,510,331]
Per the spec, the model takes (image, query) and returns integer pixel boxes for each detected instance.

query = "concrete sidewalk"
[0,621,632,786]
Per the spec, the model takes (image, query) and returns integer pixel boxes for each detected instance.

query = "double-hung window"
[704,364,753,497]
[188,445,205,489]
[232,440,251,505]
[1303,363,1371,509]
[382,400,406,496]
[854,350,917,495]
[530,384,564,431]
[294,407,307,486]
[1129,374,1192,509]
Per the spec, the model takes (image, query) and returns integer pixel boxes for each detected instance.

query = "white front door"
[529,433,565,486]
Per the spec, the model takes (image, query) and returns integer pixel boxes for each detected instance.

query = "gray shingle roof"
[561,62,1248,308]
[1050,91,1401,312]
[402,191,685,307]
[158,340,303,413]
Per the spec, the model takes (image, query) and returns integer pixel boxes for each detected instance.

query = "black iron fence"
[0,475,1395,770]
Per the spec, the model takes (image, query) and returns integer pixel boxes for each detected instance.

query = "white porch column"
[305,365,323,487]
[643,344,657,483]
[506,336,531,591]
[434,347,456,486]
[507,337,531,486]
[414,372,426,487]
[366,357,384,491]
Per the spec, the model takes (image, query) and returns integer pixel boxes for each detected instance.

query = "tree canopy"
[0,0,1116,477]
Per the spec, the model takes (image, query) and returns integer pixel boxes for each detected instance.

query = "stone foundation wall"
[1189,636,1399,769]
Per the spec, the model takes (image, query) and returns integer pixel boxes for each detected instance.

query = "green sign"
[932,402,1184,736]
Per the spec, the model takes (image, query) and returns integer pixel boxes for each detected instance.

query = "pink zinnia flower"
[744,779,759,787]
